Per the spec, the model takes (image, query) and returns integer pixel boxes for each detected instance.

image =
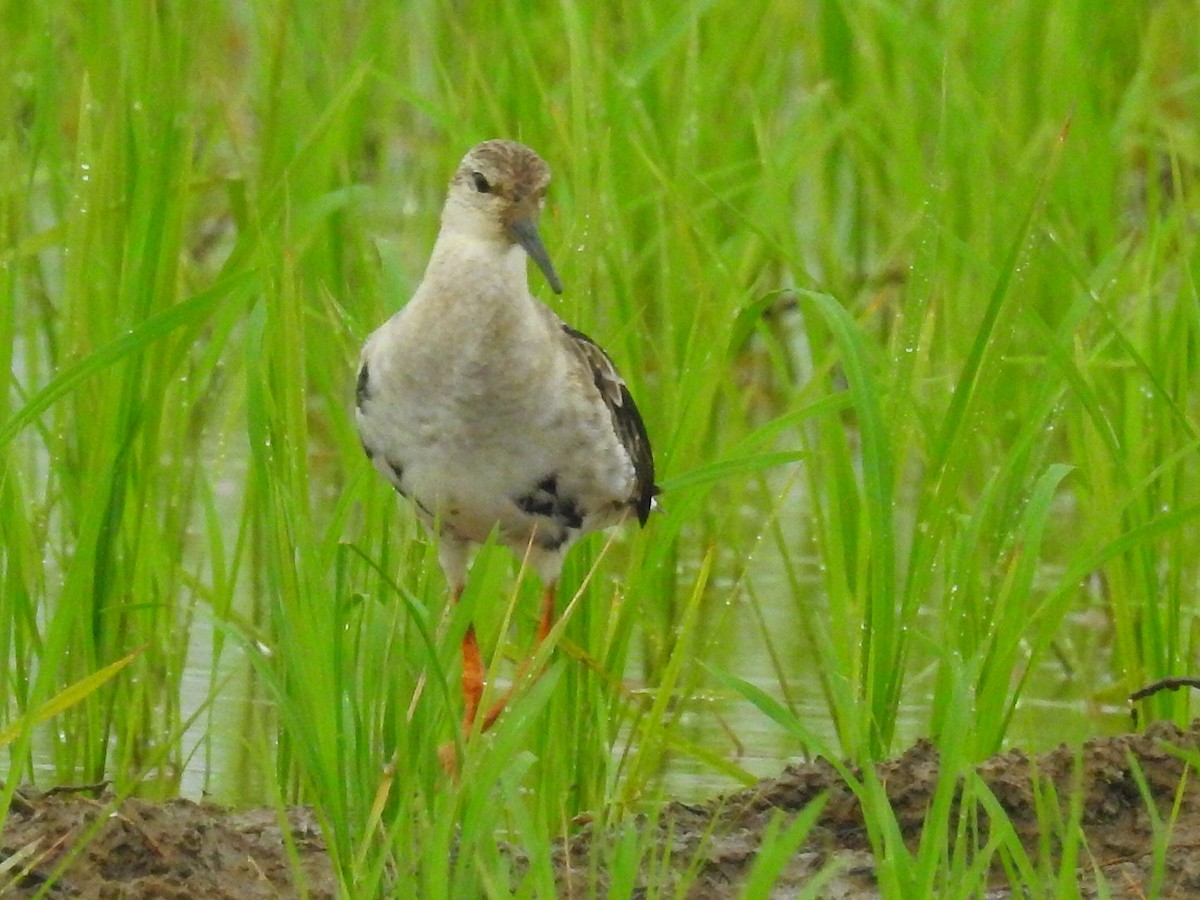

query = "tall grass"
[2,0,1199,895]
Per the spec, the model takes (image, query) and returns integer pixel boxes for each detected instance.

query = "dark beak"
[509,216,563,295]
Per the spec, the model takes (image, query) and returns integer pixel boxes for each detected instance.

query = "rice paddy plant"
[728,0,1200,760]
[3,0,1200,896]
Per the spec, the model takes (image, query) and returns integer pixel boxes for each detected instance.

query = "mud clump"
[1,792,335,898]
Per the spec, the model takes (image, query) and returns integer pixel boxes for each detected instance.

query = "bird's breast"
[357,283,637,551]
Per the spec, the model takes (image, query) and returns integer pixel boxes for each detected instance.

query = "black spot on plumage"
[536,530,572,551]
[356,362,372,410]
[388,459,404,484]
[515,473,584,532]
[519,495,554,518]
[557,496,583,530]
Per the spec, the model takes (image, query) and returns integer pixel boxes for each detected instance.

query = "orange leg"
[460,625,484,732]
[478,582,558,730]
[440,619,485,775]
[441,582,560,773]
[438,586,481,775]
[537,581,556,643]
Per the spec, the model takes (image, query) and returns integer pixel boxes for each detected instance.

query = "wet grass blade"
[0,272,251,449]
[0,648,143,748]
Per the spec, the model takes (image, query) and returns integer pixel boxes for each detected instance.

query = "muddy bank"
[560,719,1200,898]
[4,721,1200,897]
[0,792,336,898]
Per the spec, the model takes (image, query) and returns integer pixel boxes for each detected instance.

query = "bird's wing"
[561,324,658,524]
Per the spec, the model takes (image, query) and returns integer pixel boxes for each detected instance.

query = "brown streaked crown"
[453,140,552,208]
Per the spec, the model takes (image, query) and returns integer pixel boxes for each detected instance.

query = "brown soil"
[4,721,1200,898]
[560,719,1200,898]
[0,793,336,898]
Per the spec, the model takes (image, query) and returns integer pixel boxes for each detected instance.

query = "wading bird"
[355,140,656,755]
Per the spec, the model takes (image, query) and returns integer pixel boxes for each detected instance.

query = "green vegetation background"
[2,0,1199,895]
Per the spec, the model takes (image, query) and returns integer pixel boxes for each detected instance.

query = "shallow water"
[10,481,1129,807]
[162,530,1130,806]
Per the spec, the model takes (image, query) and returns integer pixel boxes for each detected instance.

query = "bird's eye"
[471,172,491,193]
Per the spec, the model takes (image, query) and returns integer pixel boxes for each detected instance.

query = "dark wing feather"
[562,325,657,525]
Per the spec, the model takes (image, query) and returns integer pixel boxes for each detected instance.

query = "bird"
[355,139,657,750]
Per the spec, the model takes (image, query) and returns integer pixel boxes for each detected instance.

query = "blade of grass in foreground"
[0,273,251,449]
[795,288,899,760]
[0,647,144,749]
[739,797,833,900]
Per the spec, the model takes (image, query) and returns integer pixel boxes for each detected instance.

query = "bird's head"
[444,139,563,294]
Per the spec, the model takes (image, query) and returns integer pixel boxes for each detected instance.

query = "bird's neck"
[424,231,529,303]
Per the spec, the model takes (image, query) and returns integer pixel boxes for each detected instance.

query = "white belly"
[356,298,634,550]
